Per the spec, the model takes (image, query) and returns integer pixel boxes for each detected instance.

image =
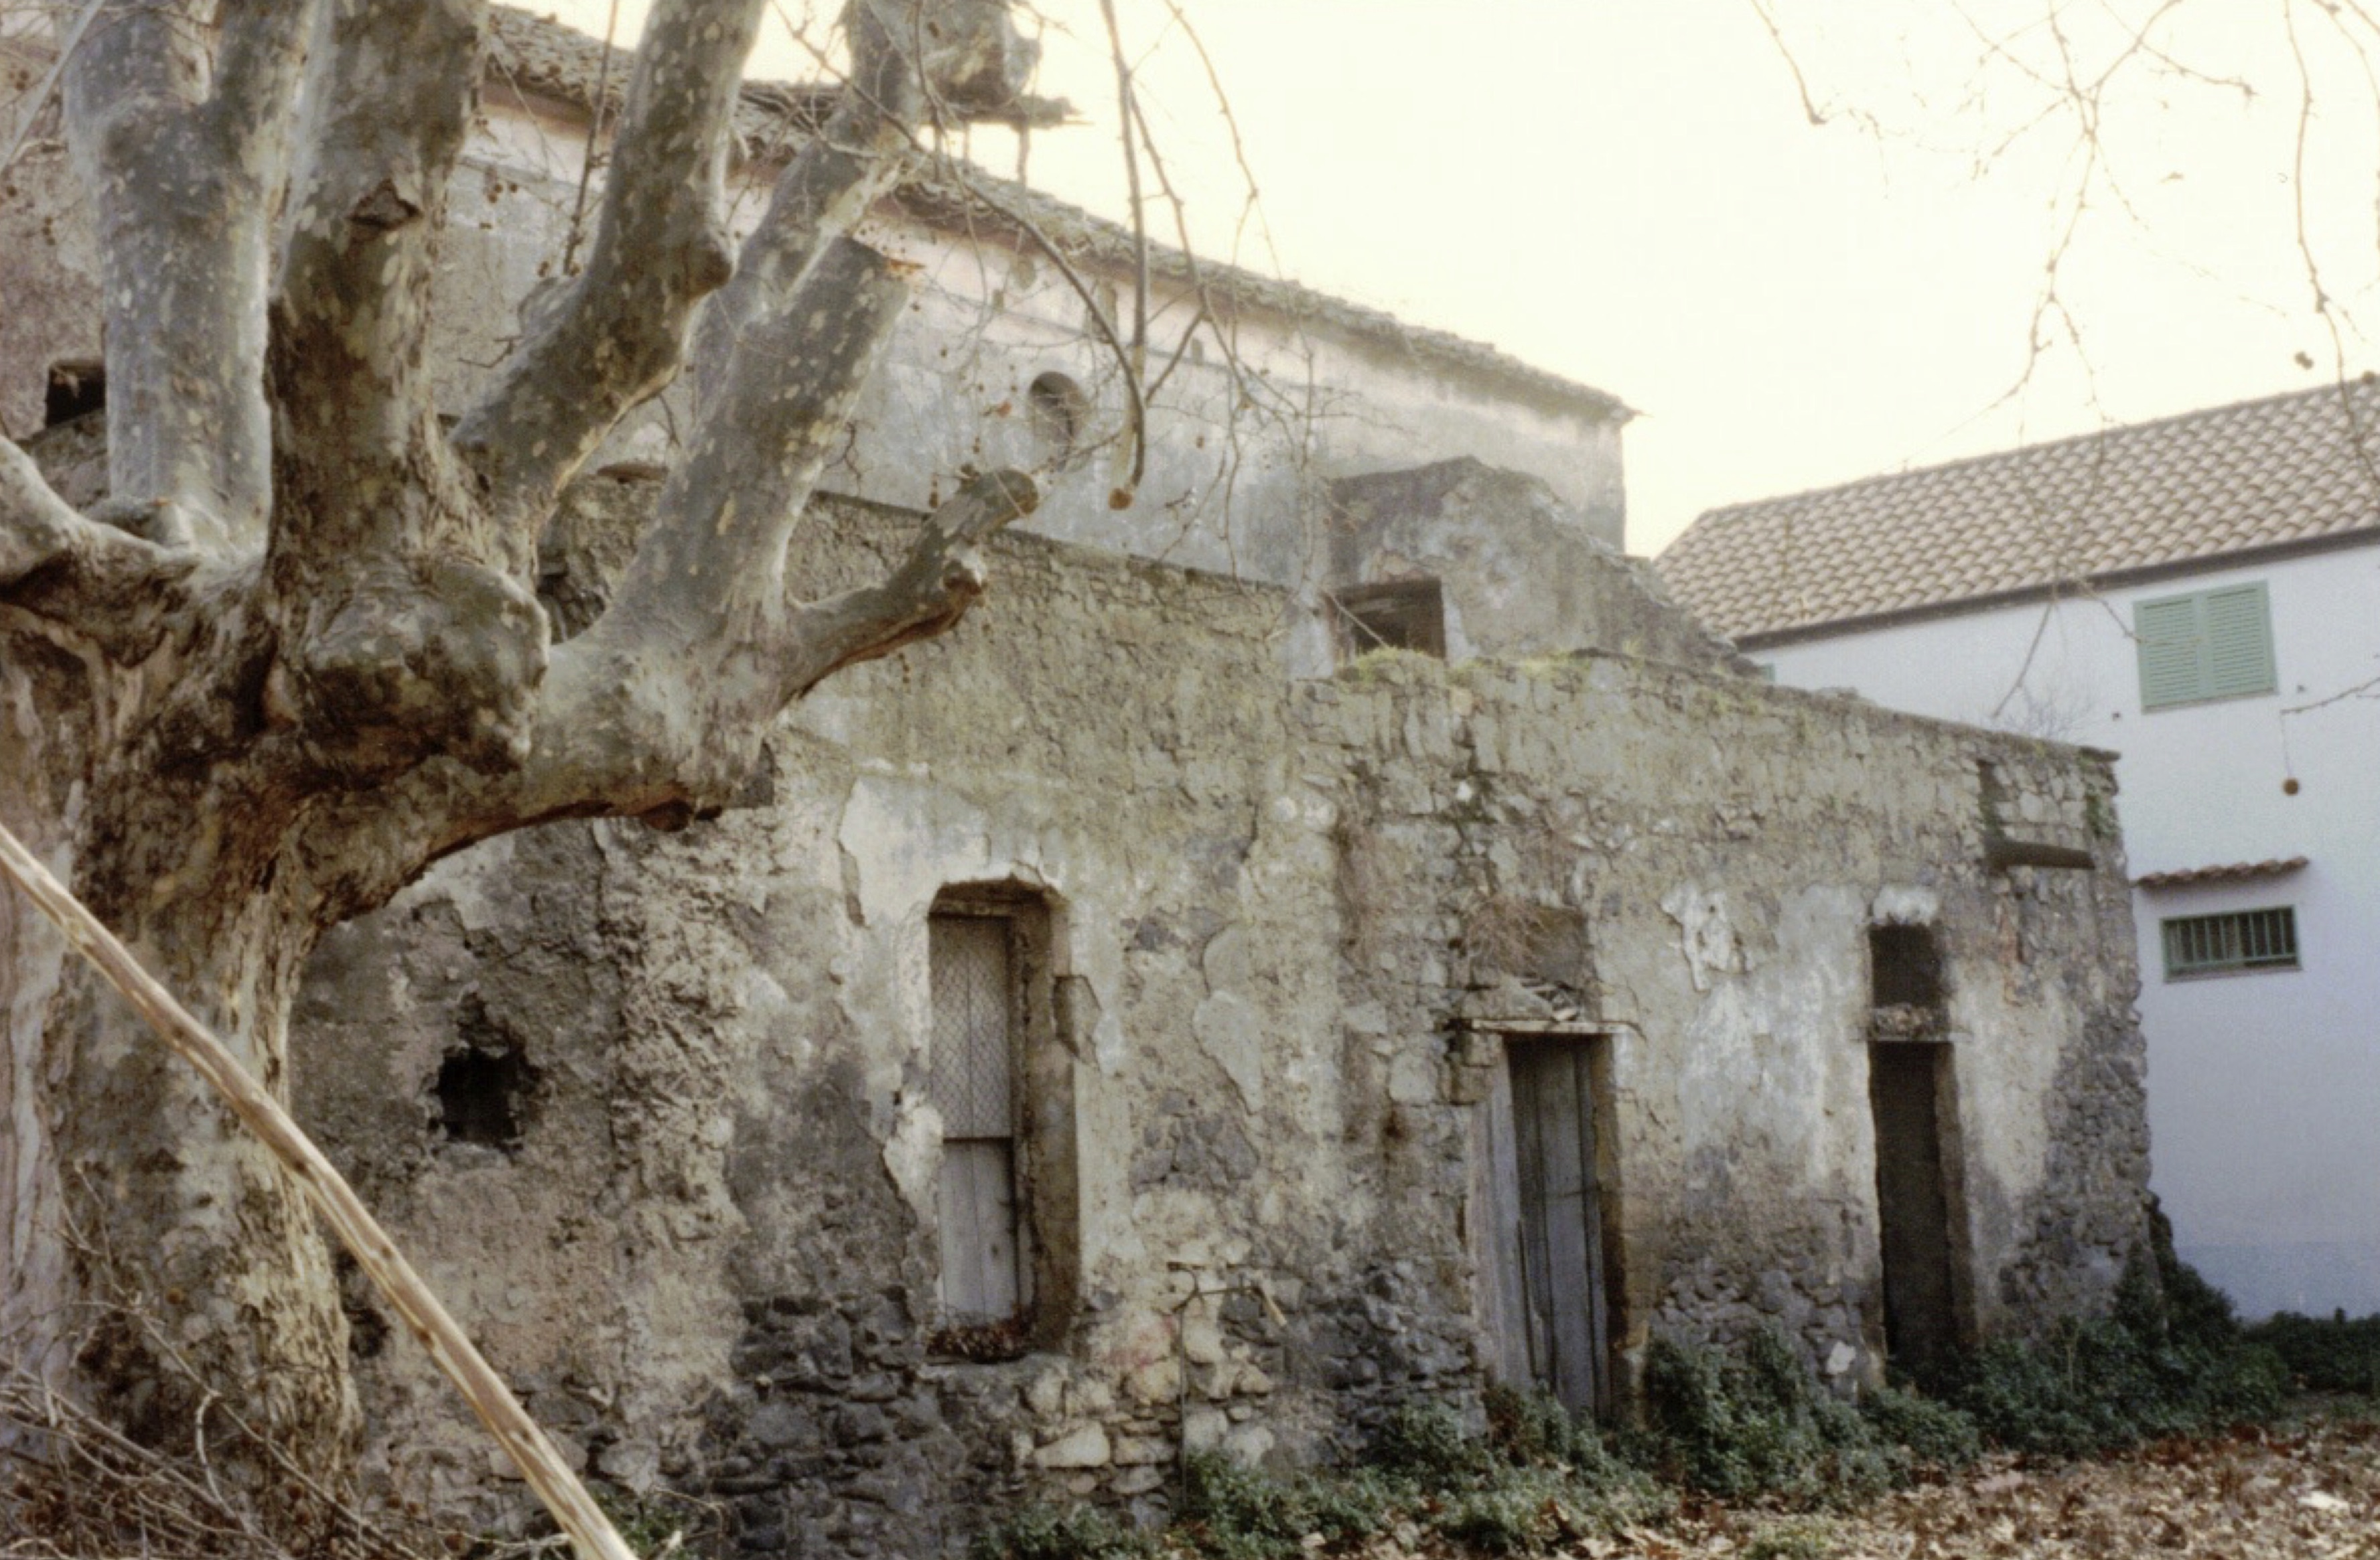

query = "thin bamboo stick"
[0,819,637,1560]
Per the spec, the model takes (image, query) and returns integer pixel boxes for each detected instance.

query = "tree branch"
[62,0,303,551]
[450,0,768,563]
[270,0,484,512]
[206,0,318,169]
[777,467,1038,698]
[585,236,911,670]
[261,2,558,782]
[690,0,940,409]
[0,437,196,661]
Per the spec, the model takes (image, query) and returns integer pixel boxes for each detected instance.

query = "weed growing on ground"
[1940,1254,2287,1457]
[969,1502,1154,1560]
[1638,1329,1910,1506]
[1741,1516,1845,1560]
[1176,1450,1395,1560]
[974,1253,2361,1560]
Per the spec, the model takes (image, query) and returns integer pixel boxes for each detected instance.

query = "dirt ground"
[1608,1407,2380,1560]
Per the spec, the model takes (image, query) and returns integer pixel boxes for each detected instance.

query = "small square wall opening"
[1870,924,1944,1010]
[45,360,104,427]
[435,1045,536,1151]
[1332,577,1446,662]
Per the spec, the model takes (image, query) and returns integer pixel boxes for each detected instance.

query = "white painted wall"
[1752,545,2380,1318]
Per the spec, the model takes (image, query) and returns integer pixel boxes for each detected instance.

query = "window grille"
[2161,907,2299,978]
[931,916,1013,1139]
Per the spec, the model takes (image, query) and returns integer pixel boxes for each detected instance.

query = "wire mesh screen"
[931,916,1013,1139]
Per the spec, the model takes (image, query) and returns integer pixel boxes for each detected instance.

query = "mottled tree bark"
[0,0,1040,1524]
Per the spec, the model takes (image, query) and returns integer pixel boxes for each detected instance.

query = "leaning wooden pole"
[0,821,638,1560]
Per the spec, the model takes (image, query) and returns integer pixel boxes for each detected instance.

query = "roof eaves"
[1728,522,2380,649]
[484,6,1631,426]
[2135,856,2308,890]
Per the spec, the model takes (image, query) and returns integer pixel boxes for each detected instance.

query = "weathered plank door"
[1868,1043,1957,1376]
[932,914,1024,1320]
[1480,1038,1608,1416]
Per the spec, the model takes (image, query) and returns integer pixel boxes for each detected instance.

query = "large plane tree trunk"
[0,0,1043,1524]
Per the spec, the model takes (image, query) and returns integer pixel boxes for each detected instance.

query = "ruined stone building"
[1660,384,2380,1320]
[1,12,2155,1557]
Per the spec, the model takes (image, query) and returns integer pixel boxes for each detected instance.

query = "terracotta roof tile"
[2134,857,2309,890]
[1659,382,2380,642]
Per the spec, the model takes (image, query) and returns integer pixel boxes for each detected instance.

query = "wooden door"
[1480,1038,1608,1415]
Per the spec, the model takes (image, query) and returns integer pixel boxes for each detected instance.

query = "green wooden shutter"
[2202,581,2277,699]
[2135,583,2276,709]
[2135,593,2208,709]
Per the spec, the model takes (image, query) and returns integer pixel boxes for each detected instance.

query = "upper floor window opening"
[1332,577,1447,664]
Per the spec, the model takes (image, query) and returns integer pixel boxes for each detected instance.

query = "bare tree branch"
[270,0,484,511]
[0,437,196,662]
[62,0,301,551]
[261,1,562,782]
[0,0,101,179]
[690,0,932,411]
[451,0,768,561]
[777,466,1037,697]
[581,236,911,681]
[206,0,317,167]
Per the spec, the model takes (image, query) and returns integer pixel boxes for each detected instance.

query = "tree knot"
[347,180,422,236]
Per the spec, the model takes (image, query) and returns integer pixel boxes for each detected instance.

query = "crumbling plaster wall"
[293,489,2150,1559]
[1324,459,1749,669]
[1304,655,2149,1399]
[0,146,100,443]
[299,488,1414,1557]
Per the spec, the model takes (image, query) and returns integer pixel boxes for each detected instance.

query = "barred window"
[2161,907,2299,979]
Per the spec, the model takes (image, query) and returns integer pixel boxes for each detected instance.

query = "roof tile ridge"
[1680,378,2380,535]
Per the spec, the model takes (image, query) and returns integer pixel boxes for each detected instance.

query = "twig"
[1097,0,1149,366]
[0,821,636,1560]
[0,0,102,178]
[557,0,624,279]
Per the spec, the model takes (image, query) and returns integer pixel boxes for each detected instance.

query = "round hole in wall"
[2282,775,2302,796]
[1027,371,1088,457]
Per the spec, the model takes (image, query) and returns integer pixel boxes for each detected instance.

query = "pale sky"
[554,2,2380,556]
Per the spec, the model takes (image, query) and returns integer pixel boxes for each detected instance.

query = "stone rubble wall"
[293,496,2149,1559]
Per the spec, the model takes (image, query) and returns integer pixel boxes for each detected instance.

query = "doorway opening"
[1868,1042,1959,1376]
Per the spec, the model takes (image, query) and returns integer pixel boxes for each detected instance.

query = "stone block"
[1034,1423,1113,1470]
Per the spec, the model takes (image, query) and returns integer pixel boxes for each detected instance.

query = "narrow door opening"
[1478,1036,1610,1416]
[1868,1043,1957,1376]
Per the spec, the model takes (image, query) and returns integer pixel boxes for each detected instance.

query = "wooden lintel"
[1984,835,2097,872]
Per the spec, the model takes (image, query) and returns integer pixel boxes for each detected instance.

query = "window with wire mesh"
[2161,907,2299,979]
[930,912,1024,1321]
[931,915,1015,1137]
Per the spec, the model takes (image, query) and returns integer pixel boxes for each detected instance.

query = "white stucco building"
[1658,383,2380,1319]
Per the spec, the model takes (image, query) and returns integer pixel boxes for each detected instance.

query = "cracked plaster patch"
[1660,883,1742,992]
